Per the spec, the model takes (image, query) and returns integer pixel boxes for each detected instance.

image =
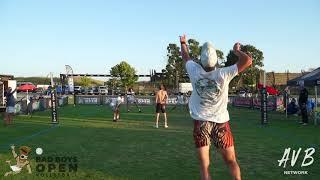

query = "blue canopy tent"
[287,67,320,125]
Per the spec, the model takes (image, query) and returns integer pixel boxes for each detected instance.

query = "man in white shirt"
[180,35,252,180]
[170,92,187,112]
[126,88,142,112]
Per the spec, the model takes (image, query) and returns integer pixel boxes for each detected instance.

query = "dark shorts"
[193,120,234,149]
[156,103,166,113]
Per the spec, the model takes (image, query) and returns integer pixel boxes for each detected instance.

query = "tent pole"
[315,86,318,125]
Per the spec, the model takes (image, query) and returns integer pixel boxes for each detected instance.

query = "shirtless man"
[154,84,168,128]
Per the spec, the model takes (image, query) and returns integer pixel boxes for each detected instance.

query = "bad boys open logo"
[35,147,78,178]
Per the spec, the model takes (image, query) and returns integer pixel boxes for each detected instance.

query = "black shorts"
[156,103,166,113]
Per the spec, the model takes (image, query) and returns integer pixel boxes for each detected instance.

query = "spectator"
[306,99,315,116]
[27,96,34,117]
[287,98,298,115]
[4,87,17,126]
[171,92,186,112]
[298,86,308,125]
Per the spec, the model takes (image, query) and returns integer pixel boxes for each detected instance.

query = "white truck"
[178,83,193,93]
[0,75,16,111]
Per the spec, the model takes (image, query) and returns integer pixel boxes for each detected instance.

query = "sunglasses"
[20,155,28,159]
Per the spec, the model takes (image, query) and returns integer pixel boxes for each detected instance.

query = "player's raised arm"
[180,34,191,61]
[234,42,252,73]
[11,145,17,158]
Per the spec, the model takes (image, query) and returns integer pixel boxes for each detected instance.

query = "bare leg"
[113,111,117,121]
[4,171,12,177]
[117,110,120,120]
[127,100,130,112]
[4,171,20,176]
[197,145,211,180]
[155,113,160,128]
[8,114,13,125]
[219,146,241,180]
[164,113,168,128]
[134,102,141,112]
[4,112,9,125]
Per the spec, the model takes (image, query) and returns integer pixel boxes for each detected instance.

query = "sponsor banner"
[68,77,74,93]
[76,95,189,105]
[232,97,252,108]
[232,96,283,111]
[77,97,99,105]
[261,88,268,124]
[51,89,58,124]
[136,98,152,105]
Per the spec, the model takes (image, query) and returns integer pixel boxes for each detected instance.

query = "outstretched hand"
[179,34,187,44]
[10,145,15,150]
[233,42,241,55]
[180,34,191,61]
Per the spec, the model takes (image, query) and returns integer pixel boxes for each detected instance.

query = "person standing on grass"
[180,34,252,180]
[171,92,186,112]
[110,94,124,122]
[27,96,34,117]
[126,88,142,113]
[154,84,168,128]
[298,85,308,125]
[4,87,17,126]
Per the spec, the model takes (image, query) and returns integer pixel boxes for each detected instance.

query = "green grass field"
[0,105,319,180]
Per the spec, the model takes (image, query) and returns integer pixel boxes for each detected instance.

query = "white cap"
[200,42,218,68]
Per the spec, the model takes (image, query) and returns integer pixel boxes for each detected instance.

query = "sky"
[0,0,319,77]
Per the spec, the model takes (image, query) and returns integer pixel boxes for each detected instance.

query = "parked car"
[87,87,99,95]
[87,87,94,95]
[74,86,82,94]
[98,86,107,94]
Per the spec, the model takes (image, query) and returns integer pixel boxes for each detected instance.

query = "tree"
[188,39,201,63]
[110,61,138,90]
[225,44,264,90]
[78,77,91,87]
[106,78,120,91]
[165,43,186,89]
[216,50,225,67]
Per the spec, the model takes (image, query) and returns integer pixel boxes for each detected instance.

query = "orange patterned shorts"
[193,120,234,149]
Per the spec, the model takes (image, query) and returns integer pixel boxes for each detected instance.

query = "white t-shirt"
[127,91,135,102]
[110,96,124,107]
[186,61,238,123]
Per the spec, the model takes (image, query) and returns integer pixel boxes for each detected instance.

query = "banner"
[76,95,190,105]
[77,97,99,104]
[261,88,268,124]
[68,76,74,93]
[51,89,58,124]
